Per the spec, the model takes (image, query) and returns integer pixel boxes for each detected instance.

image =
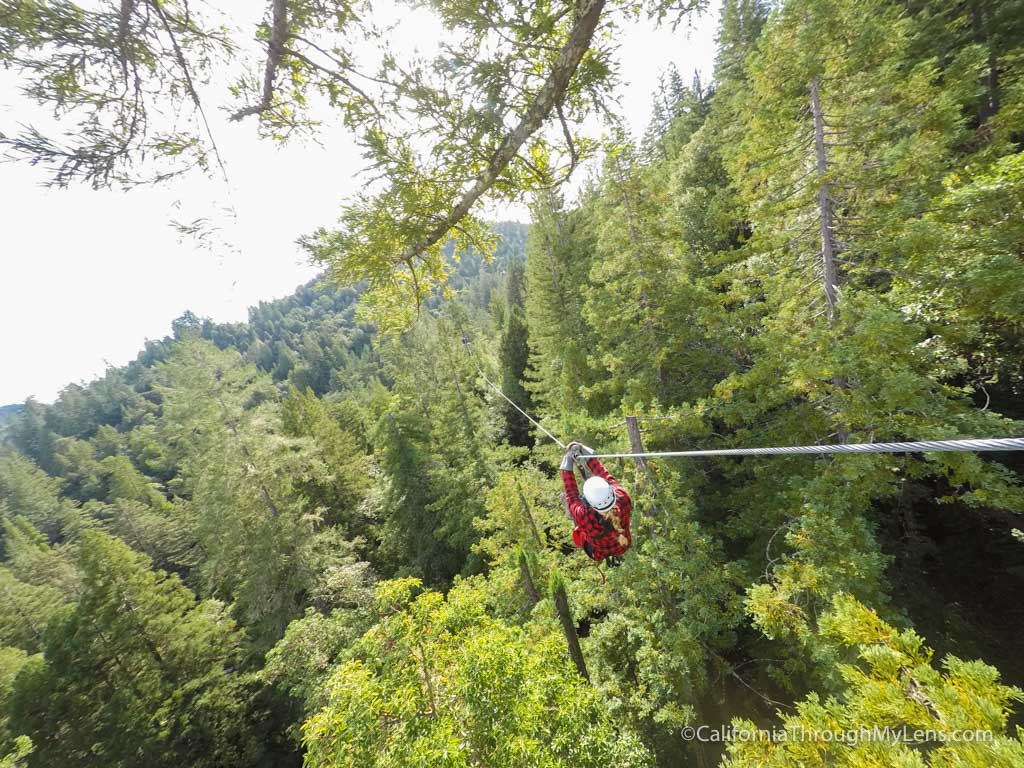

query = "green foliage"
[897,152,1024,418]
[263,600,374,714]
[7,532,265,768]
[302,579,654,768]
[0,647,31,749]
[523,192,607,421]
[592,514,743,727]
[4,403,57,476]
[724,595,1024,767]
[157,339,347,647]
[0,0,231,187]
[0,452,84,543]
[1,0,709,315]
[0,737,32,768]
[104,498,198,574]
[0,569,66,655]
[584,140,735,411]
[281,386,371,540]
[371,314,504,583]
[0,517,77,595]
[497,258,536,446]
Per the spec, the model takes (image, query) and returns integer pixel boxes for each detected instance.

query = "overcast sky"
[0,1,720,405]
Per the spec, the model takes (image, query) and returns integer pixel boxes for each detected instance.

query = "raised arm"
[560,444,585,520]
[583,456,623,493]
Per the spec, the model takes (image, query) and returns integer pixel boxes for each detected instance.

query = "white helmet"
[583,476,615,513]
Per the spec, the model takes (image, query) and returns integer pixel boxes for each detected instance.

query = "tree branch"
[231,0,289,121]
[150,0,229,181]
[396,0,606,265]
[556,100,578,178]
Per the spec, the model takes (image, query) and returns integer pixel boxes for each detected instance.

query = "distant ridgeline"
[0,404,24,424]
[167,219,527,395]
[20,220,528,423]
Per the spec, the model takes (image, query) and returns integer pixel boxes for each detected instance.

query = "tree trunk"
[550,570,589,681]
[515,480,543,549]
[809,75,839,325]
[810,75,849,442]
[518,548,540,609]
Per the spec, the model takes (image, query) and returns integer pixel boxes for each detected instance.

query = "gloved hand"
[560,441,582,471]
[577,443,595,455]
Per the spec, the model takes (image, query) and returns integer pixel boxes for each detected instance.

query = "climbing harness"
[587,553,622,584]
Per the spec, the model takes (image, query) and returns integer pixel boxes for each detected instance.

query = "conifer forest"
[2,0,1024,765]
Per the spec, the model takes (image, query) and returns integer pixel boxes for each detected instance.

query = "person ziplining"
[560,440,633,567]
[465,329,1024,573]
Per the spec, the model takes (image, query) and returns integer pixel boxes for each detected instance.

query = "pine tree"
[104,499,197,575]
[156,338,337,647]
[281,386,371,540]
[51,438,105,502]
[0,517,78,595]
[584,138,731,411]
[497,258,535,446]
[0,646,29,719]
[523,191,607,422]
[0,453,86,543]
[896,152,1024,420]
[714,0,770,87]
[373,411,460,584]
[0,569,66,654]
[5,403,57,476]
[6,532,265,768]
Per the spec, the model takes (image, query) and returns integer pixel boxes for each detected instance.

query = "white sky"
[0,0,720,405]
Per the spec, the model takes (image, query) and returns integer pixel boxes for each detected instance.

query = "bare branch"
[150,0,229,182]
[231,0,289,121]
[555,101,578,179]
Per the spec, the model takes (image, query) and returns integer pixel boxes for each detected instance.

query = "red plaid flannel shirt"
[562,456,632,561]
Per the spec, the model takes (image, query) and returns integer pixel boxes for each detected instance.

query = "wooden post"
[550,569,589,681]
[625,415,659,530]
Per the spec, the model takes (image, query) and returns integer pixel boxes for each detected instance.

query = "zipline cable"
[461,336,566,450]
[590,437,1024,460]
[458,335,1024,460]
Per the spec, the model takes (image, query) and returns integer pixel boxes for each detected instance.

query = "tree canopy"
[2,0,1024,766]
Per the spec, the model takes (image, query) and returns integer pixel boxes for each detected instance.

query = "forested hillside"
[3,0,1024,767]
